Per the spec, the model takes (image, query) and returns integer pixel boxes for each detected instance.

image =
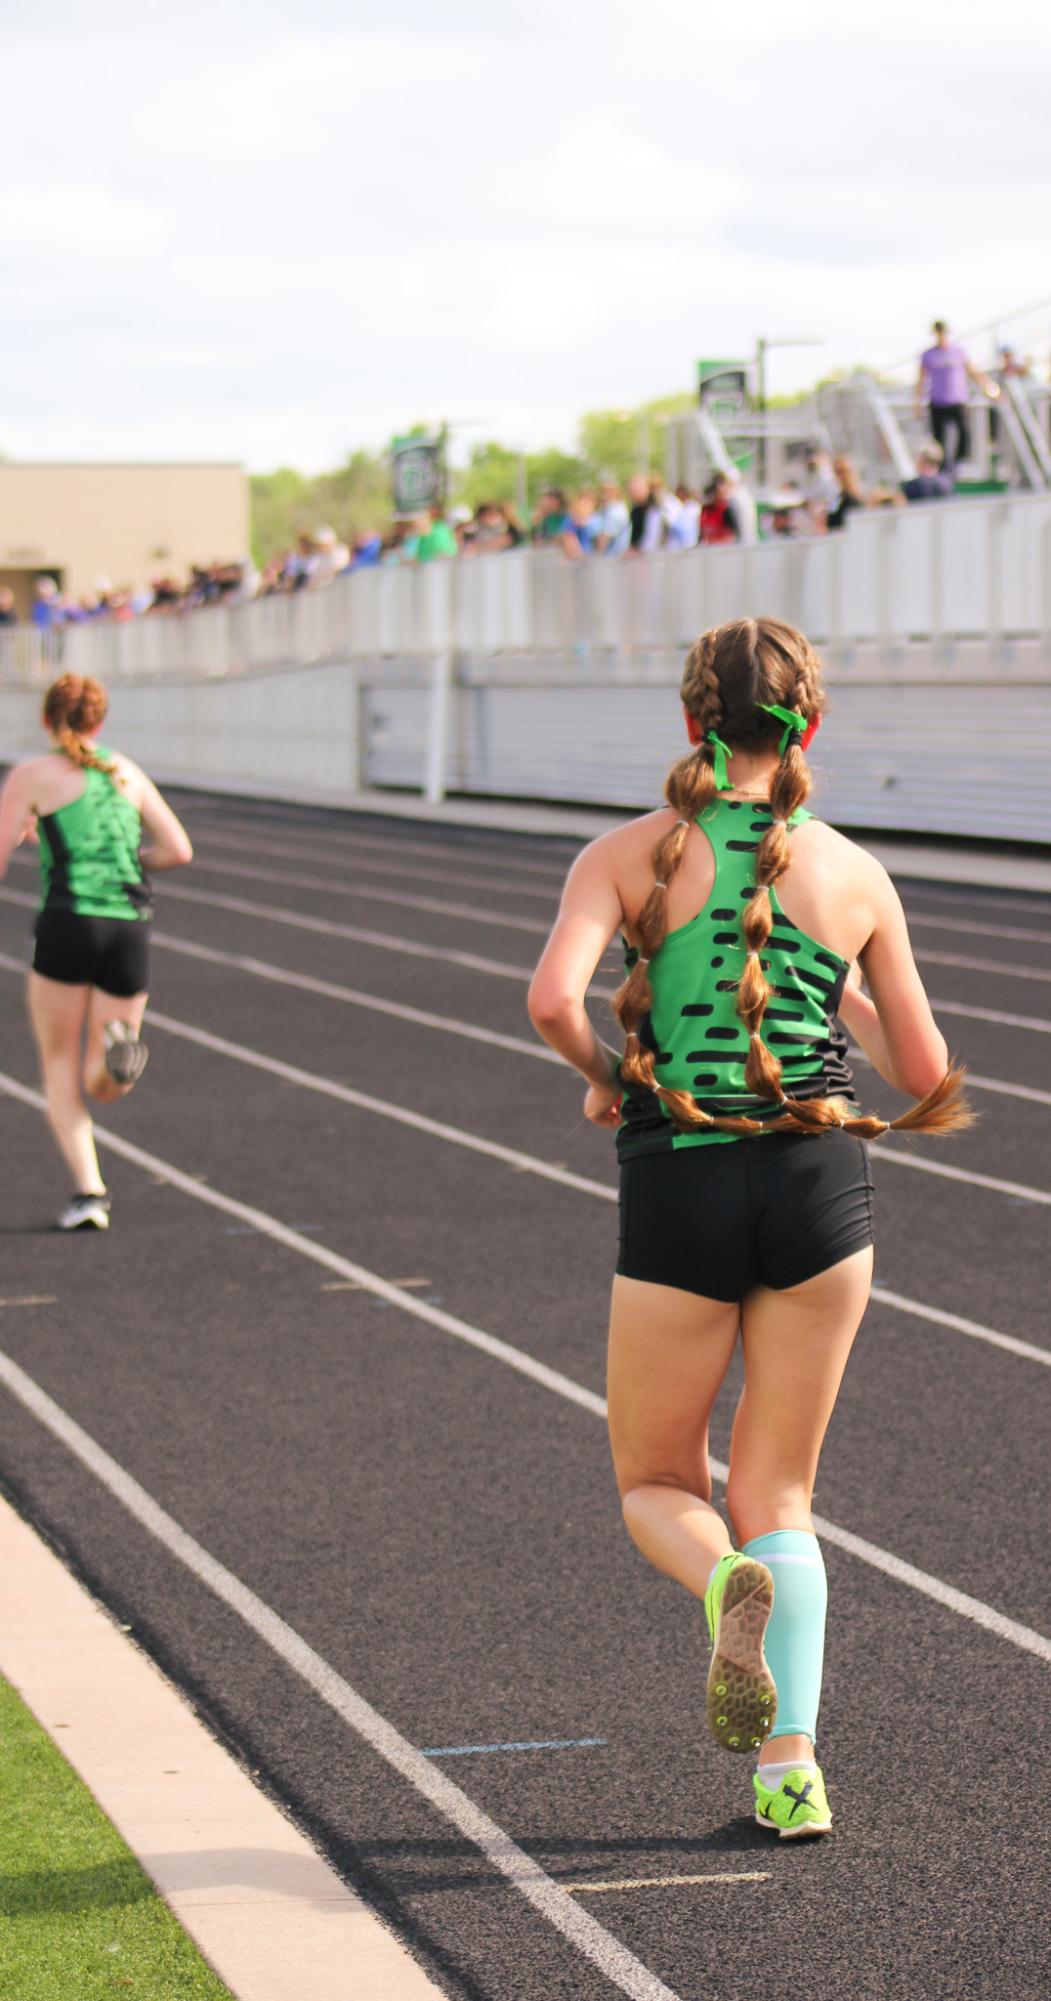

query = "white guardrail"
[1,491,1051,684]
[1,492,1050,842]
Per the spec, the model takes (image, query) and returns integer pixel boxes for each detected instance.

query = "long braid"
[613,632,766,1137]
[616,619,973,1143]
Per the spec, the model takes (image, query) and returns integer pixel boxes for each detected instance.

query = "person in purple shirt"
[915,320,997,473]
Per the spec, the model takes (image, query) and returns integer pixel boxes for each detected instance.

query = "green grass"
[0,1674,233,2000]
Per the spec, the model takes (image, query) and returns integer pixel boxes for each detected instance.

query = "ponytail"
[42,675,115,774]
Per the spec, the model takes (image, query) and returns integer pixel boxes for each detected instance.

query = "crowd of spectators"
[1,382,997,633]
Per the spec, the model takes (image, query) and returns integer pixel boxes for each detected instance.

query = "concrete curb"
[0,1498,443,2001]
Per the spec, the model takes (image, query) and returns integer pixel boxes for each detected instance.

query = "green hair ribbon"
[757,703,808,754]
[706,730,734,790]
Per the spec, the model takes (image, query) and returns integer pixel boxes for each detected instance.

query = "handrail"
[1004,376,1051,485]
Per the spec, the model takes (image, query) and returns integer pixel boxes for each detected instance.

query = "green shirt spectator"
[415,510,457,562]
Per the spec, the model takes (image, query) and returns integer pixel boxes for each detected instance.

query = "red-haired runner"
[528,618,971,1838]
[0,675,193,1230]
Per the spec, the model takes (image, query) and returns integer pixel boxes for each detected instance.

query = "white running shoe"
[103,1020,149,1086]
[58,1193,111,1232]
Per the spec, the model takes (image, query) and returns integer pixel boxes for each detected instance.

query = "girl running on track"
[0,673,193,1232]
[528,617,971,1839]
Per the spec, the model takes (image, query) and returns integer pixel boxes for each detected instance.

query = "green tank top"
[616,797,853,1157]
[37,752,151,922]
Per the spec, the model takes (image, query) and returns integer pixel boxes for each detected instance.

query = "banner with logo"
[391,435,445,516]
[697,360,751,422]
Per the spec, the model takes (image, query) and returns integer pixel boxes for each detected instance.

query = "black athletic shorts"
[32,910,150,998]
[617,1129,874,1300]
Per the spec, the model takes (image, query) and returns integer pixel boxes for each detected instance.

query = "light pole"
[755,336,824,484]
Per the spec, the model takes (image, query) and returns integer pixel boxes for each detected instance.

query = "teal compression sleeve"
[743,1529,828,1743]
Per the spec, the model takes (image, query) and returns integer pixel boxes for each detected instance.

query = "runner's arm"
[0,767,36,879]
[528,843,624,1089]
[134,772,194,871]
[839,867,948,1097]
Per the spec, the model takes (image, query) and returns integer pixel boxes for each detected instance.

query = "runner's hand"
[584,1081,622,1127]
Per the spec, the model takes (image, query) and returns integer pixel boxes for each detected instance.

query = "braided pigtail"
[615,615,973,1145]
[42,675,115,774]
[613,633,766,1137]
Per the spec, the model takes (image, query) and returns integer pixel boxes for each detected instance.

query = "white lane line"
[0,932,558,1070]
[868,1288,1051,1369]
[930,996,1051,1037]
[0,1295,57,1308]
[2,922,1049,1228]
[875,1147,1051,1209]
[1,1066,1048,1678]
[188,812,576,879]
[188,853,552,936]
[904,886,1051,921]
[188,824,567,897]
[1,964,1022,1369]
[143,1008,615,1204]
[422,1738,607,1757]
[849,1044,1051,1110]
[0,1344,678,2001]
[122,1006,1051,1359]
[0,1068,606,1421]
[947,1071,1051,1109]
[152,937,557,1063]
[917,947,1051,987]
[908,912,1051,949]
[159,883,536,982]
[567,1874,770,1894]
[188,844,1051,962]
[0,925,1048,1219]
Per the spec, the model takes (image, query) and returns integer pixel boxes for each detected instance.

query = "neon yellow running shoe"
[753,1765,832,1838]
[704,1553,777,1754]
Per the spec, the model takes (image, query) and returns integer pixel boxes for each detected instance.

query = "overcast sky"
[2,0,1048,471]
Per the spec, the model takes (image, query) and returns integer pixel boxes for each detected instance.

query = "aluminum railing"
[3,489,1051,693]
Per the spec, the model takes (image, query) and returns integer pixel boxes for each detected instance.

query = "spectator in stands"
[699,473,741,546]
[802,448,839,530]
[627,473,659,552]
[990,345,1033,452]
[674,484,701,549]
[414,505,458,562]
[764,483,807,537]
[32,577,61,629]
[311,525,350,584]
[561,491,598,557]
[901,443,955,502]
[996,343,1031,386]
[725,468,758,544]
[381,521,418,564]
[283,532,319,589]
[532,489,572,542]
[591,477,631,556]
[825,456,867,530]
[915,320,997,474]
[499,503,526,549]
[0,586,17,626]
[648,477,685,550]
[349,529,382,569]
[459,502,518,555]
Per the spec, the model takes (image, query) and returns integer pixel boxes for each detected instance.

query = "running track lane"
[0,802,1049,2001]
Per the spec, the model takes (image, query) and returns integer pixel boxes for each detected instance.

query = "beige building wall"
[0,463,249,614]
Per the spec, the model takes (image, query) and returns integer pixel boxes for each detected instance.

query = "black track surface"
[1,794,1049,2001]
